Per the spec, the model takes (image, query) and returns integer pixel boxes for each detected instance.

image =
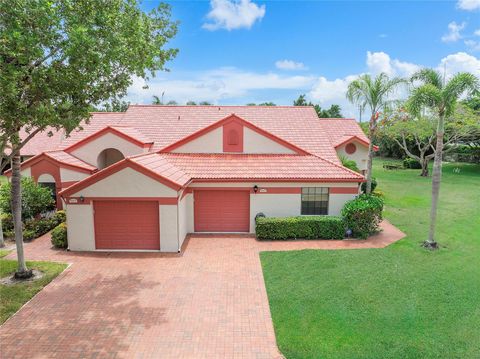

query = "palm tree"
[407,69,478,249]
[346,73,405,194]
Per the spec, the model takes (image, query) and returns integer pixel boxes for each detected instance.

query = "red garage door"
[194,190,250,232]
[94,200,160,250]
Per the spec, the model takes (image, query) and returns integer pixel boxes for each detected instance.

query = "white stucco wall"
[66,203,96,251]
[70,132,144,167]
[178,193,193,248]
[329,193,357,216]
[60,168,90,182]
[160,205,178,252]
[336,141,369,171]
[20,167,31,177]
[72,167,177,197]
[173,127,223,153]
[243,127,295,154]
[249,194,301,232]
[37,173,55,183]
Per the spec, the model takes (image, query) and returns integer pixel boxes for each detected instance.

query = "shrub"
[403,158,422,169]
[0,177,55,220]
[25,217,56,237]
[51,223,68,249]
[341,194,384,239]
[51,210,66,226]
[3,230,14,239]
[1,213,14,231]
[22,229,36,241]
[361,178,378,193]
[256,216,345,240]
[340,155,360,172]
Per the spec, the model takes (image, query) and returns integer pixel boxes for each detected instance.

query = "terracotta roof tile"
[318,118,370,148]
[45,151,97,171]
[130,153,363,187]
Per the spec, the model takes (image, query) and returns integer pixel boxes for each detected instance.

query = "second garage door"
[94,200,160,250]
[194,190,250,232]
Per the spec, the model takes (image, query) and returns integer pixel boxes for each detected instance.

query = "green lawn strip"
[261,160,480,359]
[0,249,11,258]
[0,259,67,324]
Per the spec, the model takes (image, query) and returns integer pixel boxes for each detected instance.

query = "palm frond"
[443,72,479,116]
[406,84,442,116]
[411,68,443,89]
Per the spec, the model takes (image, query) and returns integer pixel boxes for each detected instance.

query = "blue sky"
[127,0,480,117]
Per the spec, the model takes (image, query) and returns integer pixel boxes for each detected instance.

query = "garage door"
[94,200,160,250]
[194,190,250,232]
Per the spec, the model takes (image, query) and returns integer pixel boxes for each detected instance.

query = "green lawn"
[0,175,6,184]
[0,249,11,258]
[0,259,67,324]
[261,160,480,359]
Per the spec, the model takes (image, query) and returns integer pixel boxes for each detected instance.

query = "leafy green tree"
[0,0,177,278]
[199,101,212,105]
[100,99,130,112]
[152,95,164,105]
[346,73,405,194]
[258,102,276,106]
[293,95,343,117]
[186,101,197,105]
[0,178,55,220]
[407,69,478,249]
[166,100,178,105]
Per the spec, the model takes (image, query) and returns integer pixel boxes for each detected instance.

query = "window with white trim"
[301,187,329,215]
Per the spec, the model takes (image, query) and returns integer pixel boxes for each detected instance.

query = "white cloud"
[474,29,480,36]
[275,60,307,71]
[126,67,315,104]
[203,0,265,31]
[378,34,388,38]
[126,51,479,118]
[437,52,480,77]
[465,39,480,51]
[441,21,466,42]
[457,0,480,10]
[366,51,420,77]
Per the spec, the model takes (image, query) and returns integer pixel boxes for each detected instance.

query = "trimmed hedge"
[256,216,345,240]
[403,158,422,169]
[341,194,384,239]
[51,223,68,249]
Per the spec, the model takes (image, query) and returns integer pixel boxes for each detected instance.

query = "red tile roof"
[130,153,364,187]
[318,118,370,148]
[44,151,97,171]
[18,107,371,164]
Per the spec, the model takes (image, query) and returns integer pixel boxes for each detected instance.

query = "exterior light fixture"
[79,195,85,203]
[253,185,259,193]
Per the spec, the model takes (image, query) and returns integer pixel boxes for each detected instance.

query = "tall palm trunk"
[365,114,376,194]
[425,114,444,249]
[11,154,31,277]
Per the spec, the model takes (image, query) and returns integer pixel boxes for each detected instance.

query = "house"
[7,105,371,252]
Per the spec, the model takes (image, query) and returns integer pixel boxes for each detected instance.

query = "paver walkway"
[0,220,404,359]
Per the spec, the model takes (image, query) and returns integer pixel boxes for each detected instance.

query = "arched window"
[97,148,125,169]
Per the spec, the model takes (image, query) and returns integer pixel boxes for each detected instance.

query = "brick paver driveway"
[0,221,404,359]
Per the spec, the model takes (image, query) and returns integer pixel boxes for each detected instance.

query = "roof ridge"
[310,153,364,178]
[128,104,316,109]
[159,153,308,157]
[318,118,356,120]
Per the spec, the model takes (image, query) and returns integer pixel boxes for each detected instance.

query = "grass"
[0,258,67,324]
[0,175,6,184]
[261,159,480,359]
[0,249,11,258]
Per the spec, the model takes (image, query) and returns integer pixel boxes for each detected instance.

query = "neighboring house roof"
[5,150,96,175]
[318,118,370,148]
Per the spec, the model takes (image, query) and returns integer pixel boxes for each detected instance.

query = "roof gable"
[160,114,309,155]
[64,126,153,153]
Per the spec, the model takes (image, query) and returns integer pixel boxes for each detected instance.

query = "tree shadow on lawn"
[0,270,167,358]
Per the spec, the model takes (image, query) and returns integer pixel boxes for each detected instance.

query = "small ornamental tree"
[0,0,178,278]
[0,178,55,220]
